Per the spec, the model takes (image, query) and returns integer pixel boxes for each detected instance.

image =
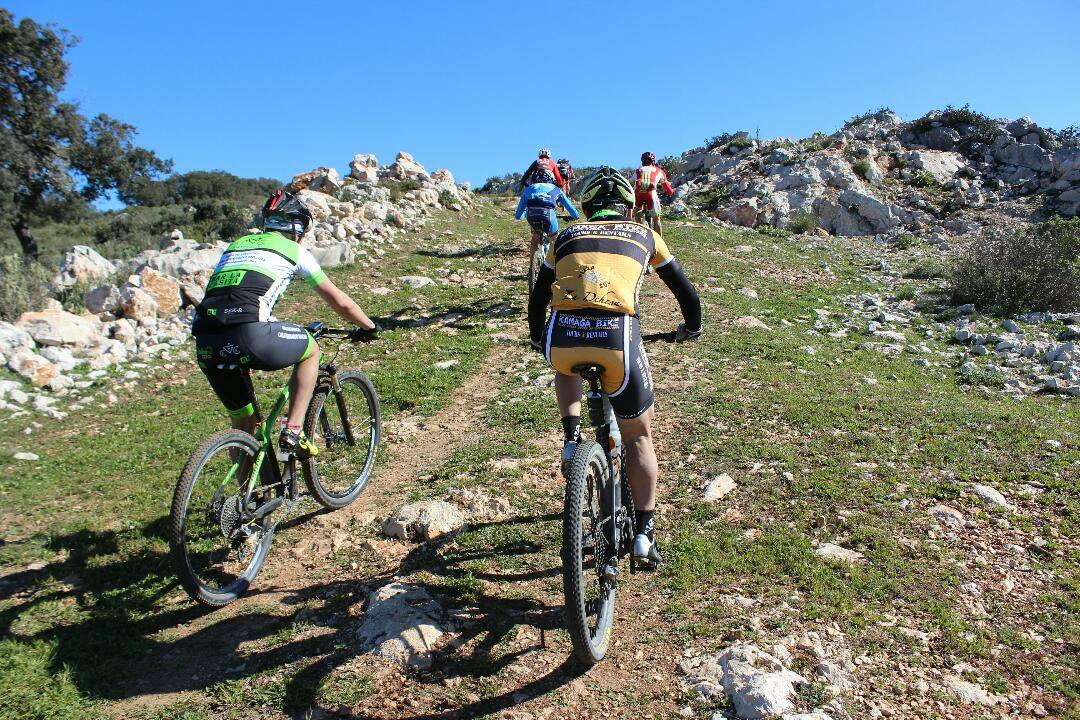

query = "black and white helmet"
[261,190,313,238]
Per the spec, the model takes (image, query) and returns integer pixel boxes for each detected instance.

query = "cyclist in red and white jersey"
[634,152,674,234]
[517,149,565,193]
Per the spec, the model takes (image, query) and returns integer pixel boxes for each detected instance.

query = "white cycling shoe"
[632,533,662,570]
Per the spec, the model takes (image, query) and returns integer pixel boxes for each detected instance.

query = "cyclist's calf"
[616,408,658,513]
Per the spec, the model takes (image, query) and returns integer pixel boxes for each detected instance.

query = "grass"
[0,200,1077,718]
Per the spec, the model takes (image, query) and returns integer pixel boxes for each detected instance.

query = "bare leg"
[616,408,657,512]
[554,371,583,419]
[286,346,321,428]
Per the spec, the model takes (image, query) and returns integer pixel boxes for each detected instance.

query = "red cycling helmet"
[641,151,656,166]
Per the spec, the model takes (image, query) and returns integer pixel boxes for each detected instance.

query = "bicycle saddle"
[571,364,603,379]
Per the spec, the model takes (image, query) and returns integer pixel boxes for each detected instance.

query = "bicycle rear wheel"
[562,440,617,665]
[302,370,381,509]
[170,429,273,607]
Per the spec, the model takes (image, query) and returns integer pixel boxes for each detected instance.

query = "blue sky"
[11,0,1080,189]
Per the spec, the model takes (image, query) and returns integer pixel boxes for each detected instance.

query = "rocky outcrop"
[664,108,1080,237]
[1,150,474,419]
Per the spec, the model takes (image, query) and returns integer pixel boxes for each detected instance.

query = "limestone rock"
[815,543,865,565]
[731,316,772,331]
[398,275,435,289]
[356,581,446,668]
[294,190,332,222]
[682,644,807,720]
[53,245,116,289]
[349,153,379,182]
[289,166,342,195]
[8,351,58,388]
[16,309,100,348]
[382,500,465,541]
[703,474,737,501]
[929,504,964,528]
[0,321,34,354]
[387,151,429,179]
[118,285,159,322]
[137,268,181,316]
[84,284,122,315]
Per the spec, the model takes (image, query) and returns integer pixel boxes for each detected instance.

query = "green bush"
[801,132,835,152]
[957,365,1007,389]
[693,185,730,212]
[906,258,949,280]
[950,217,1080,313]
[729,135,753,150]
[893,232,919,250]
[0,255,53,322]
[658,155,679,178]
[910,170,939,189]
[851,159,872,180]
[846,107,893,127]
[787,212,820,234]
[381,179,422,202]
[438,190,457,207]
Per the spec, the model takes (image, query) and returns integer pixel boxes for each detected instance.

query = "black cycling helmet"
[261,189,313,238]
[579,166,635,219]
[532,167,556,185]
[641,151,656,166]
[539,148,551,158]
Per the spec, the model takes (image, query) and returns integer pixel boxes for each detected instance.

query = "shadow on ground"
[0,509,581,719]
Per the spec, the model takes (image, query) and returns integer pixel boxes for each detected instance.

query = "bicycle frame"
[218,326,364,503]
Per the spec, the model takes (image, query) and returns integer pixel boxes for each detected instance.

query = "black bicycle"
[527,219,554,295]
[561,364,636,665]
[169,322,381,606]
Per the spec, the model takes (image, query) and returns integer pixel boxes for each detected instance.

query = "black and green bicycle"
[169,322,381,607]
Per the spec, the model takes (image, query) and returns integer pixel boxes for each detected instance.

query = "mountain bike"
[561,364,637,665]
[169,322,381,607]
[527,217,554,295]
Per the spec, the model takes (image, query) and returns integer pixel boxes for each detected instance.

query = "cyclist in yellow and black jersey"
[527,167,701,568]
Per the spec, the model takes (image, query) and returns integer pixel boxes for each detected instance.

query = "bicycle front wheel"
[303,370,381,509]
[170,430,273,607]
[562,440,617,665]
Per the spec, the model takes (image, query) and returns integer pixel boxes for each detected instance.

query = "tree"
[0,10,171,258]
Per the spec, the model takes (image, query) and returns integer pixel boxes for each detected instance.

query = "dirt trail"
[113,214,704,719]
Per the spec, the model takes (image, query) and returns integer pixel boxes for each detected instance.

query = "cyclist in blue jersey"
[515,168,579,264]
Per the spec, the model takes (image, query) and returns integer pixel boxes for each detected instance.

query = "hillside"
[0,179,1076,719]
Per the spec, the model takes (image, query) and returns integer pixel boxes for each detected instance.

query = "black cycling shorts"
[544,309,654,419]
[194,321,316,419]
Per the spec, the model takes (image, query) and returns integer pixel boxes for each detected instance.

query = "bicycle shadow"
[369,296,521,332]
[1,510,584,718]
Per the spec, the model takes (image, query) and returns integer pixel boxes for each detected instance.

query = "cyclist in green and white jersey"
[191,190,377,456]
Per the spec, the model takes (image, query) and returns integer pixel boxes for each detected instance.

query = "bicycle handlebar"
[305,321,378,342]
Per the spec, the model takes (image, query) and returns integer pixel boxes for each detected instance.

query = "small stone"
[929,504,964,528]
[969,483,1012,510]
[957,304,975,315]
[737,287,759,300]
[13,451,39,461]
[703,474,737,501]
[398,276,435,289]
[433,359,459,370]
[815,542,865,565]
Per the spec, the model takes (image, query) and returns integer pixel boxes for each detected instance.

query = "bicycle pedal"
[601,562,619,581]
